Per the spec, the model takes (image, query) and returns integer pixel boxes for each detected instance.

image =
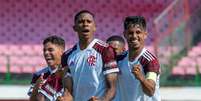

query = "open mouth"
[82,29,90,33]
[45,56,54,62]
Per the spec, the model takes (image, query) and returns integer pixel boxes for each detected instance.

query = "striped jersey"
[28,67,63,101]
[61,38,119,101]
[114,48,161,101]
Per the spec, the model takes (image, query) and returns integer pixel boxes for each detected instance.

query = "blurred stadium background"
[0,0,201,100]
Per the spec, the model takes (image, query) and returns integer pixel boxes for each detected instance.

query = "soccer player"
[28,35,68,101]
[115,16,161,101]
[61,10,119,101]
[106,35,126,56]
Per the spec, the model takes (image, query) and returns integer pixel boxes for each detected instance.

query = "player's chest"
[68,50,103,70]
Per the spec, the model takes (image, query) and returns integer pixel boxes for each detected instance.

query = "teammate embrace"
[28,10,161,101]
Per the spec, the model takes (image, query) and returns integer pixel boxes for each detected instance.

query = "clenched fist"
[132,64,145,82]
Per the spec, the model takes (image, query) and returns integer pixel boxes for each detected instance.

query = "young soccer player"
[28,35,68,101]
[115,16,161,101]
[61,10,119,101]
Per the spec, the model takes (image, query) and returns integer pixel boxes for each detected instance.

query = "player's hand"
[35,73,45,89]
[132,64,145,82]
[88,96,101,101]
[56,88,73,101]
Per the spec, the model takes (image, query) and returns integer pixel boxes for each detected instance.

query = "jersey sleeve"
[102,46,119,75]
[61,51,72,78]
[145,58,160,75]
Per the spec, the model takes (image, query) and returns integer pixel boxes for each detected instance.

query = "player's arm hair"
[102,73,118,101]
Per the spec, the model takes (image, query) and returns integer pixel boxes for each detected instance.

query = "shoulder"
[61,45,77,67]
[140,49,160,74]
[141,49,158,63]
[92,39,109,52]
[92,39,116,54]
[31,67,49,84]
[63,45,77,58]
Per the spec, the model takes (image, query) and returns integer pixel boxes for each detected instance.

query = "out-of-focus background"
[0,0,201,101]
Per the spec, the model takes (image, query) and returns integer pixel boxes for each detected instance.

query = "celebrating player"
[115,16,161,101]
[61,10,119,101]
[28,35,68,101]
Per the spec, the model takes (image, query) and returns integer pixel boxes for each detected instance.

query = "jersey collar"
[129,47,146,65]
[48,67,58,74]
[77,38,98,51]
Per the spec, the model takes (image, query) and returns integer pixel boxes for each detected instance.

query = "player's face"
[124,24,147,50]
[43,42,63,69]
[74,13,96,40]
[108,41,125,55]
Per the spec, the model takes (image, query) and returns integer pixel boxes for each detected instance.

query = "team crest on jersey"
[87,55,97,66]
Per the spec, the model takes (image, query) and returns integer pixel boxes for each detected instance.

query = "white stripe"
[87,39,98,49]
[96,39,108,47]
[143,52,152,61]
[129,48,146,63]
[145,51,155,60]
[27,85,34,96]
[45,84,57,95]
[64,72,72,78]
[53,89,64,100]
[143,54,151,61]
[144,51,154,60]
[104,61,117,68]
[38,89,54,101]
[103,68,119,75]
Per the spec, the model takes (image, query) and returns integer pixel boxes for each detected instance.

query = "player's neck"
[49,64,60,71]
[128,46,143,61]
[79,36,93,50]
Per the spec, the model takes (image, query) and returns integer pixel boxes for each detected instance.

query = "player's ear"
[123,31,127,39]
[93,23,96,32]
[144,31,148,39]
[73,25,77,31]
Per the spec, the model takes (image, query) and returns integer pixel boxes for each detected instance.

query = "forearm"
[101,86,116,101]
[101,73,117,101]
[63,76,73,94]
[139,78,155,96]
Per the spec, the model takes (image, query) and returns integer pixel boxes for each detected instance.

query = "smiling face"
[73,12,96,40]
[43,42,63,69]
[124,24,147,50]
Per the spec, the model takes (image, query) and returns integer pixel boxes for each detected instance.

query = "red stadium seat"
[0,56,7,73]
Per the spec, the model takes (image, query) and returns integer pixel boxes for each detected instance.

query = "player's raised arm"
[29,74,45,101]
[101,46,119,101]
[132,64,156,96]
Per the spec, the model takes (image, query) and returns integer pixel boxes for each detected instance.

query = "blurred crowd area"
[0,0,201,86]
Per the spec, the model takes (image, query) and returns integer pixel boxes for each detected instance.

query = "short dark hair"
[106,35,125,45]
[124,16,146,30]
[43,35,65,49]
[74,10,95,23]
